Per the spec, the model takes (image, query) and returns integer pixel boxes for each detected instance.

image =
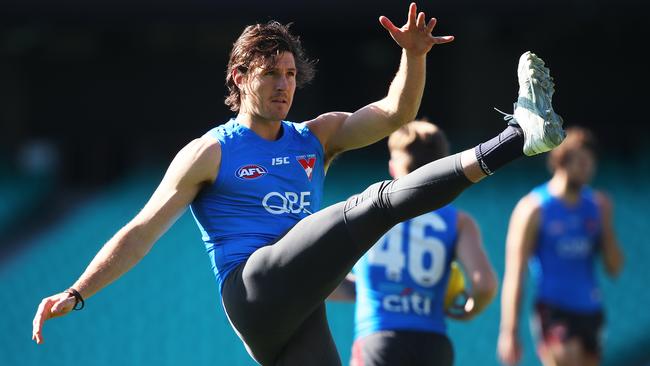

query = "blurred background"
[1,0,648,365]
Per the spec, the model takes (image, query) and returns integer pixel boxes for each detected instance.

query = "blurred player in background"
[329,121,498,366]
[32,3,565,365]
[498,126,624,366]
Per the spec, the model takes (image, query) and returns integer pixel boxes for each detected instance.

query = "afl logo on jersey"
[236,164,268,180]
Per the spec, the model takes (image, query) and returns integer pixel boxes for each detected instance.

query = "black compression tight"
[221,153,473,365]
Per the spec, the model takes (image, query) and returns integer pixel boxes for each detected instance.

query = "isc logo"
[272,157,290,166]
[236,164,268,180]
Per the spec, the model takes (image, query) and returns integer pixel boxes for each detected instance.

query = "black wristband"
[65,288,85,311]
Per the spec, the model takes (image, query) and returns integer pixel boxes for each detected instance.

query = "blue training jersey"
[190,119,325,292]
[352,205,458,340]
[529,182,603,312]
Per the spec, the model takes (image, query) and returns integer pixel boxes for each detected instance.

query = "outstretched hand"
[32,292,76,344]
[379,2,454,56]
[497,330,523,366]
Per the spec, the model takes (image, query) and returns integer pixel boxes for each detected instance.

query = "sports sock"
[474,125,525,175]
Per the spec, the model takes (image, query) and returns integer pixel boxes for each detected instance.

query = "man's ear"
[233,68,246,90]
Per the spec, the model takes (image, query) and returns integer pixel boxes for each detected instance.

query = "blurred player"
[32,3,565,365]
[497,126,624,366]
[329,121,498,366]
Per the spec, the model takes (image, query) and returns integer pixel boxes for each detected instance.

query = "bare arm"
[327,273,357,302]
[449,211,498,320]
[595,191,624,277]
[497,195,540,366]
[307,3,454,165]
[32,136,221,344]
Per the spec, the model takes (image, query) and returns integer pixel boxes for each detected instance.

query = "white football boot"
[512,51,566,156]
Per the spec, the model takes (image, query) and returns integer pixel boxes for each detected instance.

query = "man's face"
[563,147,596,189]
[240,52,296,122]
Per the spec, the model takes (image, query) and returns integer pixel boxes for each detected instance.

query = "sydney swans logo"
[296,154,317,180]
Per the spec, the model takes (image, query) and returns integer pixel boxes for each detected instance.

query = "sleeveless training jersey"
[529,183,603,312]
[190,119,325,291]
[352,205,458,340]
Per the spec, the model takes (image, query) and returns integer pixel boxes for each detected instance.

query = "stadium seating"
[1,156,648,366]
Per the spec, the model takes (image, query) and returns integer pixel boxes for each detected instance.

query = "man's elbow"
[471,274,499,304]
[390,110,417,129]
[373,100,416,129]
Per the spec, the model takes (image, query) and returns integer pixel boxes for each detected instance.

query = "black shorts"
[350,330,453,366]
[532,301,605,356]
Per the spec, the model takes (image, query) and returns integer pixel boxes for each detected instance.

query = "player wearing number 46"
[329,121,498,366]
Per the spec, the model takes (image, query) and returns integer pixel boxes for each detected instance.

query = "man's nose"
[276,75,288,90]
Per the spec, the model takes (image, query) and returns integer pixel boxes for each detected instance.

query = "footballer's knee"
[343,180,395,222]
[342,180,396,247]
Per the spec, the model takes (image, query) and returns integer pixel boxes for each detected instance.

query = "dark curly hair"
[225,21,316,112]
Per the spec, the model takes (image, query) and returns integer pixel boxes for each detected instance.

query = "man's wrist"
[403,48,428,60]
[65,288,85,310]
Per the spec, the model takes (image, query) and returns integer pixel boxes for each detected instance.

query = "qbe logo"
[262,191,312,215]
[236,164,268,180]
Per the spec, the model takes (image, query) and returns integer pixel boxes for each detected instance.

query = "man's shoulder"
[523,182,552,208]
[168,136,221,186]
[591,189,613,213]
[303,112,351,136]
[206,120,237,138]
[513,192,543,220]
[183,136,221,162]
[455,209,476,231]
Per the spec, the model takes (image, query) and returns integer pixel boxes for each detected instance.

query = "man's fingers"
[507,350,520,366]
[379,16,399,34]
[407,2,417,26]
[432,35,455,44]
[515,345,522,363]
[32,294,72,345]
[33,299,48,327]
[416,12,426,30]
[464,296,475,312]
[426,18,437,33]
[501,342,521,365]
[32,299,51,344]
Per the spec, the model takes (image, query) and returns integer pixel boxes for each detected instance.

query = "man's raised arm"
[307,3,454,163]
